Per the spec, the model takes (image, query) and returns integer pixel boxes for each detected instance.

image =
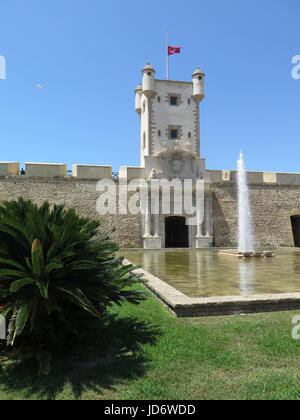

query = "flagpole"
[166,30,169,80]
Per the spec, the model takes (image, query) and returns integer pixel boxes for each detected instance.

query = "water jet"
[219,151,275,258]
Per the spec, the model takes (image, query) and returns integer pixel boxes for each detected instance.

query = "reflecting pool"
[120,249,300,298]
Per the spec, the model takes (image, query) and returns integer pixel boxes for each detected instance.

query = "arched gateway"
[165,216,189,248]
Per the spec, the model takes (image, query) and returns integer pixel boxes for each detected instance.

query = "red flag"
[168,46,181,56]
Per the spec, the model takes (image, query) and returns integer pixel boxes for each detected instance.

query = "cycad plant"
[0,198,145,374]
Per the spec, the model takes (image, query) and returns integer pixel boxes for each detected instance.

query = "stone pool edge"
[123,259,300,317]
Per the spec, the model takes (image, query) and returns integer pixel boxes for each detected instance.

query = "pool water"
[119,249,300,298]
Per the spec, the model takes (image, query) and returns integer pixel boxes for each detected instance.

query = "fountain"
[237,150,254,253]
[219,151,274,258]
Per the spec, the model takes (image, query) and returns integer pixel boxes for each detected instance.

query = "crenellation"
[72,164,112,179]
[25,162,67,177]
[0,162,19,176]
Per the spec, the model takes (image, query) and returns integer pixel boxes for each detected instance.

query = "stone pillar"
[143,194,162,249]
[154,213,160,237]
[196,206,204,248]
[196,193,213,248]
[143,205,151,237]
[196,208,204,237]
[151,194,162,248]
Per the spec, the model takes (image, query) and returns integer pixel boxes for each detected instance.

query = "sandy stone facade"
[209,170,300,247]
[0,177,142,249]
[0,173,299,248]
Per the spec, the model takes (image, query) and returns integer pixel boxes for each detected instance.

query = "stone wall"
[210,172,300,247]
[0,173,300,248]
[0,177,142,249]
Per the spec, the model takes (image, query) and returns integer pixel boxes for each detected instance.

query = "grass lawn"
[1,285,300,400]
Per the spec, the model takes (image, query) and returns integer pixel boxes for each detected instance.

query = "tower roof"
[192,67,205,77]
[142,62,156,73]
[134,83,142,92]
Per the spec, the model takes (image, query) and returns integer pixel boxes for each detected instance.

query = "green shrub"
[0,198,145,374]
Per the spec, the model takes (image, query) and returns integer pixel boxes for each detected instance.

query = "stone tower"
[131,63,213,249]
[135,63,206,176]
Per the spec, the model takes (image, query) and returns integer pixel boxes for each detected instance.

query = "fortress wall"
[0,172,300,248]
[0,177,142,249]
[211,178,300,247]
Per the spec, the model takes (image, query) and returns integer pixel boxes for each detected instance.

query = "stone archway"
[291,215,300,247]
[165,216,189,248]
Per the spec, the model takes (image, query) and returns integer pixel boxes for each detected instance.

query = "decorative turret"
[192,67,205,102]
[142,63,156,97]
[134,83,142,114]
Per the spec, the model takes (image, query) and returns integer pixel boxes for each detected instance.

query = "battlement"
[0,162,113,179]
[0,162,19,176]
[207,170,300,186]
[2,162,300,187]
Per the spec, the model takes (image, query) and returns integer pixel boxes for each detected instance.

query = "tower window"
[170,129,178,139]
[148,72,151,76]
[166,93,181,106]
[157,96,161,103]
[168,125,181,140]
[188,132,191,138]
[158,130,161,137]
[170,96,178,106]
[198,76,202,80]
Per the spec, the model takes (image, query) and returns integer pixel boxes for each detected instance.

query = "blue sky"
[0,0,299,173]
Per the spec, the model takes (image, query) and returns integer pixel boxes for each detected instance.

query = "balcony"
[155,139,194,156]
